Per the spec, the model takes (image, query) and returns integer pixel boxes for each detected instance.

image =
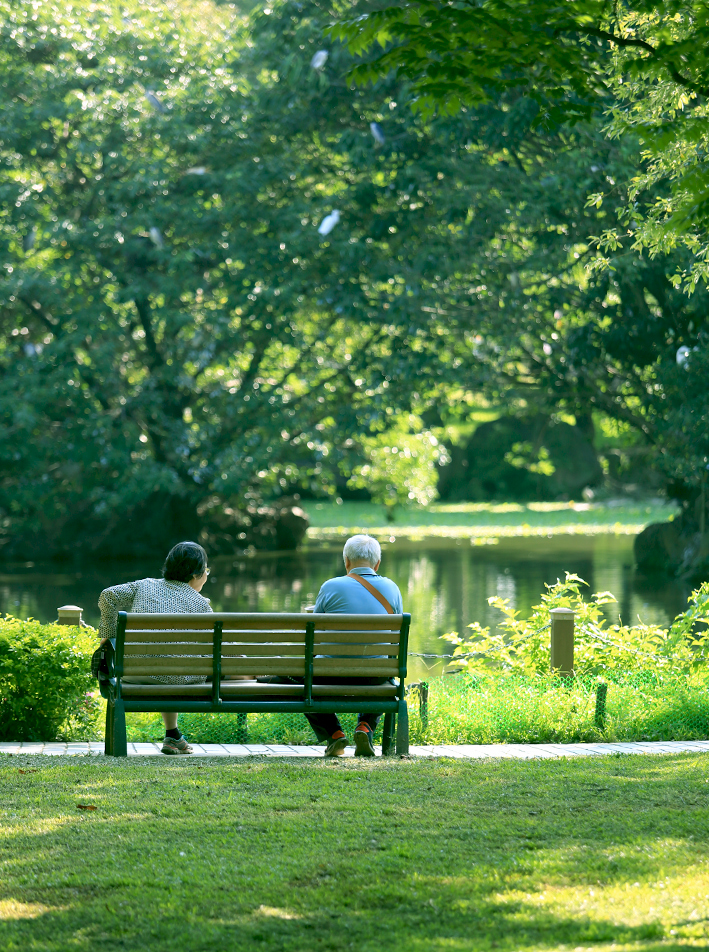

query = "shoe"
[161,736,193,755]
[324,730,348,757]
[354,723,376,757]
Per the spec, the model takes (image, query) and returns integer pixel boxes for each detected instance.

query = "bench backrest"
[114,611,410,702]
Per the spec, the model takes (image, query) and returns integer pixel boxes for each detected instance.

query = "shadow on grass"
[0,754,706,951]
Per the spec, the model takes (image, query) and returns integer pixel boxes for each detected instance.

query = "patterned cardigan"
[98,577,211,684]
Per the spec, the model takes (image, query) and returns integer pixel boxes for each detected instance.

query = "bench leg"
[396,698,409,755]
[112,699,128,757]
[104,697,114,756]
[382,712,396,756]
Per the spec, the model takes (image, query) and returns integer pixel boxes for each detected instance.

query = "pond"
[0,534,690,679]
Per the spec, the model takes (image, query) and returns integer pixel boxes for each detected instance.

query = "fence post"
[594,682,608,728]
[550,607,575,675]
[236,712,248,743]
[57,605,84,626]
[418,682,429,730]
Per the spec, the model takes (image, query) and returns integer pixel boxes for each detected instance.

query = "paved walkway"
[2,740,709,758]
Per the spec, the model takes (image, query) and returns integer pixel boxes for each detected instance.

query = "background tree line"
[1,0,707,577]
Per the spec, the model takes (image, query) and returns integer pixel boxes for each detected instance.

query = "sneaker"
[324,730,348,757]
[354,723,376,757]
[161,736,193,755]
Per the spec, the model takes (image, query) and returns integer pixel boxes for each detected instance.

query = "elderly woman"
[98,541,211,755]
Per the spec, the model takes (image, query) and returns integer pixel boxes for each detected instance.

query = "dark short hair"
[162,542,208,583]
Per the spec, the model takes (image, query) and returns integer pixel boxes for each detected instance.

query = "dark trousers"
[304,677,388,741]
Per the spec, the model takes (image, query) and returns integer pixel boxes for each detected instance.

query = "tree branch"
[133,297,163,369]
[578,27,709,98]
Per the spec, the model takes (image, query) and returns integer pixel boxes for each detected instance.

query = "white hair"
[343,534,381,567]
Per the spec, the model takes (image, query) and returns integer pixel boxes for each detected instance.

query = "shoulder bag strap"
[347,573,395,614]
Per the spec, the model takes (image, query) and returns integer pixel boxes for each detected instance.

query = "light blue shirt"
[314,566,403,615]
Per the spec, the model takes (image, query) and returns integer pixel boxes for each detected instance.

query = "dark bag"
[91,644,110,682]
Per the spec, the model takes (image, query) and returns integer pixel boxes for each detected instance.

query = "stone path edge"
[2,741,709,759]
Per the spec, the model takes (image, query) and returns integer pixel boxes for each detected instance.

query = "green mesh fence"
[122,670,709,746]
[405,672,709,745]
[125,711,387,746]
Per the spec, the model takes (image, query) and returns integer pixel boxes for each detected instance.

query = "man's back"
[314,566,403,615]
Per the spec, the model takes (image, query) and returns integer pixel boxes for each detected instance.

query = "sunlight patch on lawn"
[0,900,58,920]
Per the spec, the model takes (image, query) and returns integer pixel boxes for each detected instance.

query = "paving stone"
[3,740,709,759]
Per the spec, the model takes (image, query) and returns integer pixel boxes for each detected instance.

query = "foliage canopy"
[1,0,709,561]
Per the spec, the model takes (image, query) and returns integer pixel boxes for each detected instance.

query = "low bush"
[444,573,709,678]
[0,615,100,741]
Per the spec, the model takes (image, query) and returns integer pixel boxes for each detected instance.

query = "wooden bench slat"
[313,660,398,676]
[124,644,309,658]
[219,682,399,697]
[123,631,398,648]
[125,616,216,630]
[221,630,394,643]
[124,660,397,676]
[124,630,215,643]
[125,631,313,645]
[221,635,307,645]
[124,612,404,632]
[122,684,212,696]
[313,683,398,696]
[314,632,400,645]
[125,627,399,645]
[312,644,398,657]
[220,682,303,696]
[124,644,212,657]
[220,660,306,675]
[125,615,310,632]
[122,661,212,676]
[120,681,399,698]
[221,645,306,658]
[309,615,403,631]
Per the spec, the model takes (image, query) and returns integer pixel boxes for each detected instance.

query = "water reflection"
[0,535,690,680]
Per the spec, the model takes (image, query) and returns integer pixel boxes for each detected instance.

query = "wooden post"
[236,712,248,743]
[594,682,608,728]
[418,682,429,730]
[57,605,83,626]
[550,607,575,675]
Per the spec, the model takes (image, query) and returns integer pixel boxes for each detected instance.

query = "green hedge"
[0,616,99,741]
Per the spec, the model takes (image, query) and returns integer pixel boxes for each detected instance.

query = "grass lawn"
[1,754,708,951]
[305,500,678,541]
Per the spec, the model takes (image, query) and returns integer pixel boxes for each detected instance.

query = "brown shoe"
[324,731,348,757]
[354,723,376,757]
[161,736,193,755]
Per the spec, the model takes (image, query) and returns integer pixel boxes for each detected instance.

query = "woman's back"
[98,541,212,751]
[98,577,211,641]
[98,576,212,686]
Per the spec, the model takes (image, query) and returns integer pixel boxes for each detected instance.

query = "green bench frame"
[101,611,411,756]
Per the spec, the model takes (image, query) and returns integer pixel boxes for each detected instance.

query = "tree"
[0,0,456,556]
[333,0,709,574]
[333,1,709,279]
[347,415,448,519]
[3,0,707,575]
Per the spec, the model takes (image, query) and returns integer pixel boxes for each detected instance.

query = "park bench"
[101,611,411,756]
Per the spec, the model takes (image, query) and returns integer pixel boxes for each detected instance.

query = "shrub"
[0,615,100,741]
[443,574,709,678]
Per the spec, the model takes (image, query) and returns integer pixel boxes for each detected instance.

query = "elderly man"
[307,534,403,758]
